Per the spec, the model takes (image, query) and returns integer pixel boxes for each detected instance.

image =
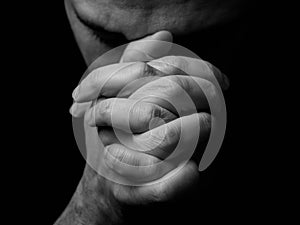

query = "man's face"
[65,0,246,65]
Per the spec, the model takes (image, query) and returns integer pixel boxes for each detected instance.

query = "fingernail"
[72,86,80,100]
[69,104,76,116]
[151,31,173,42]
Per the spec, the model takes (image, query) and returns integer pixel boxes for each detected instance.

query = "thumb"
[120,30,173,63]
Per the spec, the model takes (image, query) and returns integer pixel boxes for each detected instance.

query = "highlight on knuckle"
[98,100,112,121]
[131,102,158,127]
[201,80,218,100]
[199,113,212,129]
[151,183,168,202]
[90,68,101,87]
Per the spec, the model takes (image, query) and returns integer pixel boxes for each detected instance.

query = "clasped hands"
[70,31,229,204]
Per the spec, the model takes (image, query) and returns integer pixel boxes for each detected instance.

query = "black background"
[5,1,282,224]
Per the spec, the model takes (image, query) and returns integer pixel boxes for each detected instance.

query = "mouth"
[75,11,130,47]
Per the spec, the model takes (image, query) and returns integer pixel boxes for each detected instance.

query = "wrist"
[54,164,122,225]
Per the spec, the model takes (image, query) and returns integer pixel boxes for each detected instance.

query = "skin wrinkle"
[55,165,122,225]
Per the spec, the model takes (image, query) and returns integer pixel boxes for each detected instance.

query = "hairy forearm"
[54,165,122,225]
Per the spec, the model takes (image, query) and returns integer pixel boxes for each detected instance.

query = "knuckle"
[151,183,168,202]
[203,60,215,75]
[204,60,221,79]
[204,61,229,89]
[170,75,191,91]
[198,113,212,140]
[150,104,162,118]
[149,123,179,148]
[134,61,153,77]
[164,125,180,145]
[98,129,113,144]
[98,99,113,119]
[90,68,101,87]
[168,75,181,84]
[131,102,158,127]
[166,76,191,97]
[112,185,123,200]
[199,113,211,129]
[201,80,218,99]
[112,185,131,203]
[150,126,166,144]
[173,57,189,73]
[158,77,179,94]
[159,108,176,121]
